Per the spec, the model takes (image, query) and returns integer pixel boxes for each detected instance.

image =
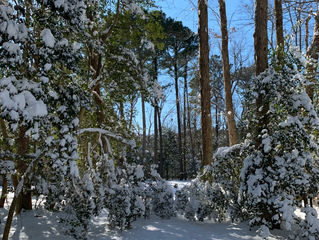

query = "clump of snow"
[41,29,55,48]
[135,165,144,179]
[44,63,52,71]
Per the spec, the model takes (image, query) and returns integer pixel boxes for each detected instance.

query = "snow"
[41,29,55,48]
[44,63,52,72]
[0,181,302,240]
[0,194,286,240]
[135,165,144,179]
[77,128,136,148]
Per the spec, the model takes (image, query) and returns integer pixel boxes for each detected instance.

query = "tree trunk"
[254,0,269,147]
[183,64,188,178]
[15,126,32,214]
[128,96,136,130]
[298,0,302,51]
[153,55,159,166]
[2,195,17,240]
[218,0,238,146]
[193,112,202,163]
[158,109,164,177]
[186,84,196,176]
[275,0,284,62]
[215,106,219,148]
[255,0,268,75]
[198,0,213,166]
[0,175,8,208]
[305,15,311,51]
[141,95,146,163]
[174,57,184,179]
[0,118,9,208]
[154,105,158,165]
[306,10,319,101]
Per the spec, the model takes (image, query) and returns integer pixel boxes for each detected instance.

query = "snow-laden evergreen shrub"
[240,54,319,236]
[211,143,250,221]
[147,165,176,219]
[106,162,147,230]
[296,206,319,240]
[95,161,175,230]
[175,178,228,222]
[175,143,249,223]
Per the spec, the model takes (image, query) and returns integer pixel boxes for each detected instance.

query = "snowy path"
[0,208,286,240]
[88,215,286,240]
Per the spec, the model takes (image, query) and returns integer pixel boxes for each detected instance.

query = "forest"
[0,0,319,239]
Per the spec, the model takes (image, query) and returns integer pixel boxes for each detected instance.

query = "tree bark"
[141,95,146,163]
[158,109,164,177]
[254,0,269,147]
[153,55,159,166]
[274,0,284,62]
[2,195,17,240]
[173,56,184,179]
[0,175,8,208]
[218,0,238,146]
[305,15,311,51]
[154,105,158,165]
[186,79,196,175]
[255,0,268,76]
[198,0,213,166]
[183,64,188,178]
[15,126,32,214]
[0,118,9,208]
[215,106,219,148]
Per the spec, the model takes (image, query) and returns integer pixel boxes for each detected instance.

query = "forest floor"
[0,181,290,240]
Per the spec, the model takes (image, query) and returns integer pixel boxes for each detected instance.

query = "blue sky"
[134,0,255,133]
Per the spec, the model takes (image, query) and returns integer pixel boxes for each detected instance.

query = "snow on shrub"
[175,178,228,222]
[147,165,176,219]
[240,51,319,236]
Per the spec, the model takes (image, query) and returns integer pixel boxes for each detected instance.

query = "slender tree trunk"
[0,118,9,208]
[154,105,158,165]
[298,0,302,51]
[194,113,202,162]
[2,196,17,240]
[255,0,269,148]
[305,15,311,51]
[183,64,188,178]
[186,85,196,176]
[153,55,159,166]
[158,109,164,177]
[218,0,238,146]
[15,126,32,214]
[198,0,213,166]
[119,101,125,127]
[306,10,319,101]
[128,96,136,130]
[255,0,277,228]
[141,95,146,163]
[0,175,7,208]
[215,106,219,148]
[173,57,184,179]
[255,0,268,75]
[2,152,42,240]
[275,0,284,62]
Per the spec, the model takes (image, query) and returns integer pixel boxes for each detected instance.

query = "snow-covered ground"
[0,181,288,239]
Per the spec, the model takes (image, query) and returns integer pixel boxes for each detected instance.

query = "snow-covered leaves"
[175,179,228,222]
[41,29,56,48]
[240,55,319,234]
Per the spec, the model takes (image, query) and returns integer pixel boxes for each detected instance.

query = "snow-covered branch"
[77,128,136,147]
